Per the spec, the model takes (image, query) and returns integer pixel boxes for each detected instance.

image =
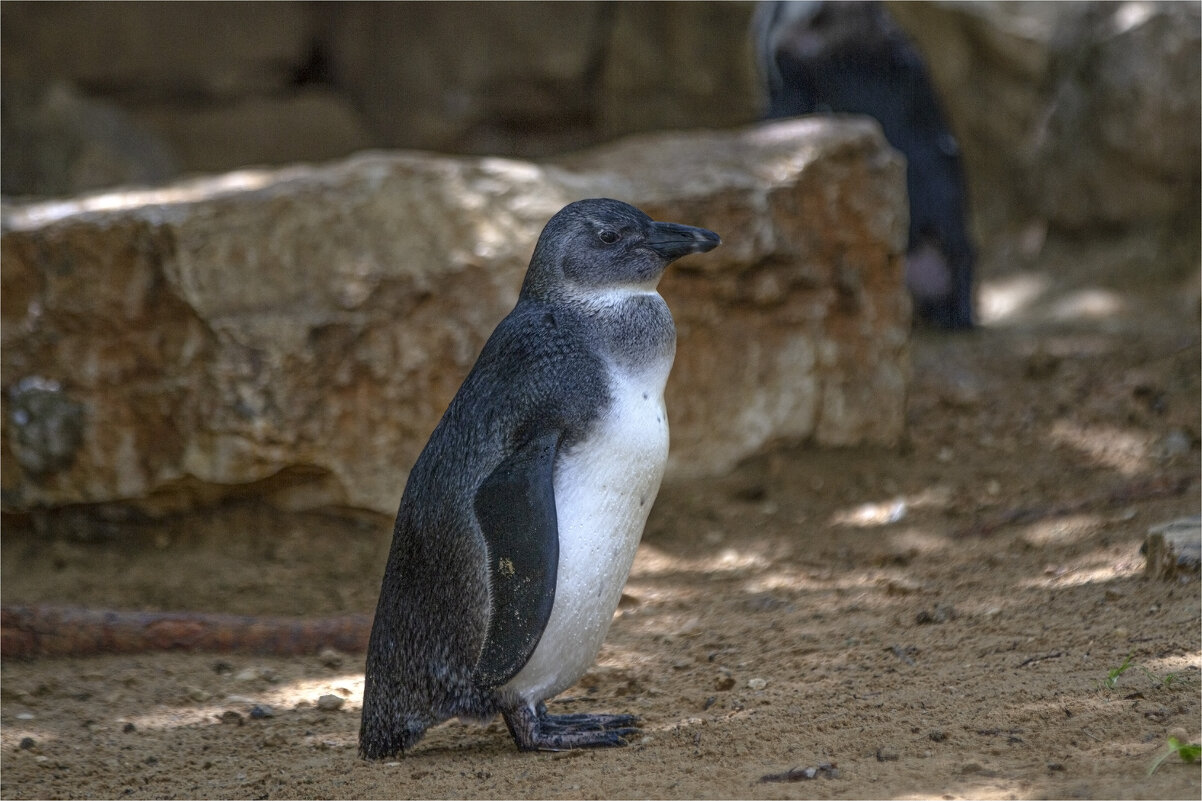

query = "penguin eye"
[597,229,620,245]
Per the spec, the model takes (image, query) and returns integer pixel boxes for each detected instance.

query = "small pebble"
[219,710,244,726]
[929,729,946,742]
[876,746,900,762]
[759,763,839,782]
[249,704,275,719]
[317,694,345,711]
[187,687,210,702]
[747,678,767,690]
[1025,349,1061,379]
[884,577,922,596]
[916,605,956,625]
[122,722,137,733]
[16,713,34,721]
[714,674,736,691]
[318,648,344,669]
[941,380,983,408]
[1160,428,1192,458]
[19,737,36,750]
[233,666,277,683]
[265,732,288,747]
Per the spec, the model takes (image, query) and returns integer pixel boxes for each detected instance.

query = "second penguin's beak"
[645,221,722,260]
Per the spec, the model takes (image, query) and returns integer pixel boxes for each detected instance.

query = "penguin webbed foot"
[503,702,640,751]
[535,701,639,733]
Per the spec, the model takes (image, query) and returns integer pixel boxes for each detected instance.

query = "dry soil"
[2,235,1200,799]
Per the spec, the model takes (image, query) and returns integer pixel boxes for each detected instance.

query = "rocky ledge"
[1,118,909,517]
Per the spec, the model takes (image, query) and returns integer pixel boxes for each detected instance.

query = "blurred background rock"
[0,1,759,193]
[3,0,1197,269]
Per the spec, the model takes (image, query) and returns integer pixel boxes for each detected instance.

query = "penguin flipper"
[472,429,560,687]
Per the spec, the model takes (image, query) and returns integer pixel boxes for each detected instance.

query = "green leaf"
[1170,738,1201,764]
[1149,737,1202,775]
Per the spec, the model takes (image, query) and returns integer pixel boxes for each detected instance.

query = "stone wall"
[1,119,909,517]
[1,1,760,195]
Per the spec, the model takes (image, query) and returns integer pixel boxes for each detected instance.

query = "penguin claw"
[503,704,641,751]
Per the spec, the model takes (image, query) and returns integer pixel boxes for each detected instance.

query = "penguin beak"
[645,221,722,260]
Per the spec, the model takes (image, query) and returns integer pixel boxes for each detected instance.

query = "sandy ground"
[2,234,1200,799]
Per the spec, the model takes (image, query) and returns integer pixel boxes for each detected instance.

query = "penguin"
[359,198,721,756]
[753,0,977,329]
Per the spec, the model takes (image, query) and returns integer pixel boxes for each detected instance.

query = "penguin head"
[521,198,721,301]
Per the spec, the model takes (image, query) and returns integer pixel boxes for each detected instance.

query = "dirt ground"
[2,231,1200,800]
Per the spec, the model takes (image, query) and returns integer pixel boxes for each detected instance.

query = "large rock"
[317,1,611,157]
[0,118,909,517]
[1,82,179,197]
[0,1,310,101]
[0,2,761,186]
[598,2,759,140]
[1033,1,1201,231]
[888,0,1200,259]
[132,89,376,176]
[318,1,759,158]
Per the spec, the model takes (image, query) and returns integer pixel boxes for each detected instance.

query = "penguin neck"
[573,286,677,385]
[571,281,661,312]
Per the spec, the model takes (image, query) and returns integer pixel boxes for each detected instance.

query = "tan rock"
[1,118,909,516]
[890,1,1200,256]
[1144,517,1202,582]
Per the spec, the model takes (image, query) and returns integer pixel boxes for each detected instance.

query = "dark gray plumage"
[359,198,720,757]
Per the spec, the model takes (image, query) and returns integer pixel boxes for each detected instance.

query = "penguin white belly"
[500,365,669,704]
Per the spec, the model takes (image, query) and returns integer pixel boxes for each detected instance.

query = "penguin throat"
[570,282,662,311]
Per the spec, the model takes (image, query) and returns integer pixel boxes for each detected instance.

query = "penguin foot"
[533,701,639,731]
[503,703,640,751]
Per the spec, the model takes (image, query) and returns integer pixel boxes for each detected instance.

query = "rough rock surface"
[1,118,908,516]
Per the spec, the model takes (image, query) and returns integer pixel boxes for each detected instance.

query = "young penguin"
[360,198,721,756]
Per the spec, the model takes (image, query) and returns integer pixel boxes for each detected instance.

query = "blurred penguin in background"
[754,0,976,329]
